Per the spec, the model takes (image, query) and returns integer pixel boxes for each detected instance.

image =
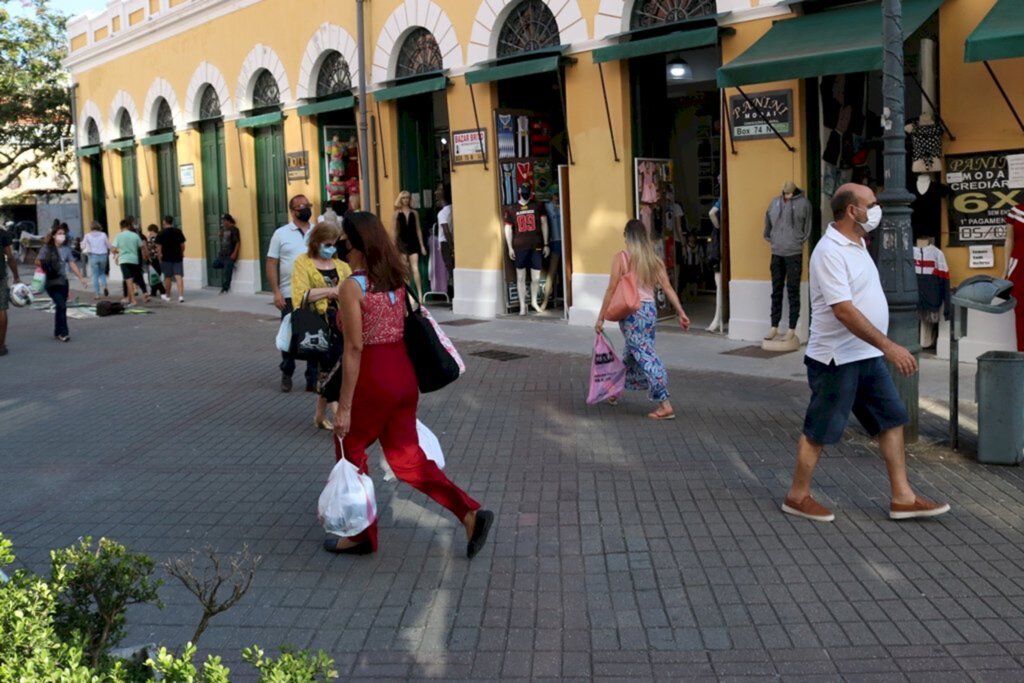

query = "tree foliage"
[0,0,73,193]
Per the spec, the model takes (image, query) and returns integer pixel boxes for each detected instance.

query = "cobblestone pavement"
[2,299,1023,682]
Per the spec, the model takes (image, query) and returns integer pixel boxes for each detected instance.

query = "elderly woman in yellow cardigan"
[291,221,352,429]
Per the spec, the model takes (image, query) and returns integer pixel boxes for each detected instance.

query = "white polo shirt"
[267,222,311,297]
[805,224,888,366]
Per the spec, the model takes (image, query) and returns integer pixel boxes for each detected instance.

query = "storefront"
[143,98,180,226]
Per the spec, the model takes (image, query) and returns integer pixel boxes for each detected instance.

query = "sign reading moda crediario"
[946,150,1024,246]
[728,89,792,141]
[451,129,487,165]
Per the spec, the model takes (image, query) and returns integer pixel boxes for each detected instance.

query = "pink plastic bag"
[587,332,626,405]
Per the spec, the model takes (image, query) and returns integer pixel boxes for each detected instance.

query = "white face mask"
[855,205,883,233]
[54,234,66,245]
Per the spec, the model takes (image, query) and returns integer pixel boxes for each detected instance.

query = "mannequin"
[706,196,723,333]
[345,136,359,179]
[907,112,943,174]
[1006,202,1024,352]
[503,183,549,315]
[763,181,811,344]
[913,236,949,349]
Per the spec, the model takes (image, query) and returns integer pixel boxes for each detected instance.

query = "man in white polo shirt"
[782,183,949,523]
[267,194,316,393]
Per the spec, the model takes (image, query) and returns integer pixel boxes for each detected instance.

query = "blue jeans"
[279,300,318,386]
[221,258,236,292]
[47,283,69,337]
[89,254,108,295]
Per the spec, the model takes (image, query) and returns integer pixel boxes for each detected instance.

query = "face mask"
[55,234,66,245]
[855,205,883,233]
[295,207,312,222]
[519,189,531,201]
[319,245,337,259]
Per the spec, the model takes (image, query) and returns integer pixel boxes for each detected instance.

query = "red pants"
[337,341,479,550]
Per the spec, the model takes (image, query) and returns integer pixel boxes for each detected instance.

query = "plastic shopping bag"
[318,439,377,537]
[30,267,46,294]
[275,313,292,353]
[586,332,626,405]
[417,419,446,470]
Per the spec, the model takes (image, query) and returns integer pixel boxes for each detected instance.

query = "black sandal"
[322,538,373,555]
[466,510,494,559]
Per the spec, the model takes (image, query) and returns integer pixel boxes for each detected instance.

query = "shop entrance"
[254,123,287,291]
[155,142,179,222]
[494,70,570,317]
[200,119,228,288]
[88,155,107,229]
[120,147,140,221]
[630,46,723,329]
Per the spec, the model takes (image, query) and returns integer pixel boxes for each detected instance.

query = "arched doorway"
[85,118,107,229]
[115,109,140,222]
[150,98,180,223]
[248,68,288,290]
[306,51,358,219]
[197,85,228,288]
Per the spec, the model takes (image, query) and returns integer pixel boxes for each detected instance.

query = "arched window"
[396,28,443,78]
[199,85,222,120]
[118,109,134,139]
[316,51,352,97]
[630,0,716,30]
[497,0,560,58]
[155,98,174,131]
[252,69,281,109]
[86,119,100,146]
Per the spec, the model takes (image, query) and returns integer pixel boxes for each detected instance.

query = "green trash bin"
[976,351,1024,465]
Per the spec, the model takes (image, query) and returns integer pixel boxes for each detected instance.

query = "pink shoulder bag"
[605,251,641,321]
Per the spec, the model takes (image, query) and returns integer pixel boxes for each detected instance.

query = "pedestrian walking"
[217,214,241,294]
[121,216,149,301]
[35,225,87,342]
[81,221,110,300]
[290,222,352,430]
[595,219,690,420]
[155,215,186,302]
[782,183,950,522]
[111,219,146,307]
[0,223,23,355]
[327,211,493,557]
[267,194,318,393]
[144,225,167,298]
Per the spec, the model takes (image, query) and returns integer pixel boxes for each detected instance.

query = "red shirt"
[504,201,544,251]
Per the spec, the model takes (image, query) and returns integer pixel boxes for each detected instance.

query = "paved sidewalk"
[3,294,1018,681]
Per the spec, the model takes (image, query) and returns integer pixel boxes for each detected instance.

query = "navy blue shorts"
[802,356,909,445]
[514,248,542,270]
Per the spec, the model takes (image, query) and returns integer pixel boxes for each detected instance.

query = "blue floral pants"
[619,301,669,402]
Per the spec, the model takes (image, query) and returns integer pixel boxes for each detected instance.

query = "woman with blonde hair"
[595,219,690,420]
[392,190,426,302]
[291,222,352,429]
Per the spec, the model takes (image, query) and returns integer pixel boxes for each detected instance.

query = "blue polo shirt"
[267,222,311,297]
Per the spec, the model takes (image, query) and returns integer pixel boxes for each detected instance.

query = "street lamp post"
[877,0,920,442]
[356,0,371,206]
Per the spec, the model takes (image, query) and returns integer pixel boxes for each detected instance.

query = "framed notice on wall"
[452,128,486,165]
[728,89,793,141]
[945,150,1024,246]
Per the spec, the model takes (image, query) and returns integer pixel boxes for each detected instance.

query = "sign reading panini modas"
[946,150,1024,246]
[728,89,793,141]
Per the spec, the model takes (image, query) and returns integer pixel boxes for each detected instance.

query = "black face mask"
[519,190,531,201]
[295,207,312,222]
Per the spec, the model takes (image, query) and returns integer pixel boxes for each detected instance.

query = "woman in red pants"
[326,211,493,557]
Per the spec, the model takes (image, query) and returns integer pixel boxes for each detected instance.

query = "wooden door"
[156,142,180,222]
[254,124,287,290]
[558,164,572,311]
[120,148,140,221]
[201,121,228,287]
[89,156,107,229]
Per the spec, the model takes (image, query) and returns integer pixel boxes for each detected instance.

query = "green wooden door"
[156,142,180,222]
[200,121,228,288]
[254,124,287,291]
[120,148,140,221]
[89,156,107,229]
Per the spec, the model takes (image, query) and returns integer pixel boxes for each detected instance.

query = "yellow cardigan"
[291,254,352,315]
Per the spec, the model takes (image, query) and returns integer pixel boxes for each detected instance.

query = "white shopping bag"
[275,313,292,353]
[318,439,377,537]
[379,419,445,481]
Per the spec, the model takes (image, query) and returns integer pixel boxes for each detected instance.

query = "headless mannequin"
[915,236,939,349]
[764,180,810,347]
[504,186,550,315]
[707,199,723,333]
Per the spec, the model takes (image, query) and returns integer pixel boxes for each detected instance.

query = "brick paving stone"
[4,302,1024,680]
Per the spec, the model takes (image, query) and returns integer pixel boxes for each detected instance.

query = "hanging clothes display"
[497,114,516,159]
[909,119,943,172]
[913,243,950,324]
[515,115,530,157]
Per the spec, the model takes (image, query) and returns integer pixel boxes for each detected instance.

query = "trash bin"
[976,351,1024,465]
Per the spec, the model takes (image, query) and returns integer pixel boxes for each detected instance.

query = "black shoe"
[467,510,494,559]
[0,345,7,356]
[57,335,70,343]
[281,374,293,392]
[305,384,317,393]
[323,538,373,555]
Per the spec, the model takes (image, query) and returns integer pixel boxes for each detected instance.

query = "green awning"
[235,111,283,129]
[465,55,562,85]
[104,139,135,150]
[593,26,721,64]
[372,76,448,102]
[140,132,175,146]
[75,145,101,157]
[717,0,945,88]
[296,95,356,117]
[965,0,1024,63]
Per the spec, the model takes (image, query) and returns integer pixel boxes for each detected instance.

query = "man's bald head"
[831,183,877,223]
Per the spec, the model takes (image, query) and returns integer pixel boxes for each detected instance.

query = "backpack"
[96,301,125,317]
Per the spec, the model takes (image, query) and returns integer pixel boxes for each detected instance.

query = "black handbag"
[403,289,459,393]
[290,293,332,362]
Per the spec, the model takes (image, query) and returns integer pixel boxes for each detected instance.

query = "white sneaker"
[160,294,170,302]
[178,297,185,303]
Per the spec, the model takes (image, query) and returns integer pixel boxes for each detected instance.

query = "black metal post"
[878,0,920,441]
[356,0,372,203]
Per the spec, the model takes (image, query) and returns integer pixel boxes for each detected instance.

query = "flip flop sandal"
[647,409,675,420]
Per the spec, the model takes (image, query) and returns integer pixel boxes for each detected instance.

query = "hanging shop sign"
[178,163,195,187]
[728,89,793,141]
[452,128,487,165]
[286,151,309,181]
[945,150,1024,246]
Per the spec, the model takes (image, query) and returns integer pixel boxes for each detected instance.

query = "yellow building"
[65,0,1023,355]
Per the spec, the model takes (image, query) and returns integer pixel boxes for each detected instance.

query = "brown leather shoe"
[781,495,835,522]
[890,497,950,520]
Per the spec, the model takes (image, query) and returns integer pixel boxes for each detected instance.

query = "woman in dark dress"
[392,190,426,302]
[35,225,87,342]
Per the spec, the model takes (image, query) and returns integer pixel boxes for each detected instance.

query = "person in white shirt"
[81,221,110,299]
[782,183,949,523]
[267,194,317,393]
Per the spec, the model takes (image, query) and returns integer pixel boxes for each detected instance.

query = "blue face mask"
[319,245,337,259]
